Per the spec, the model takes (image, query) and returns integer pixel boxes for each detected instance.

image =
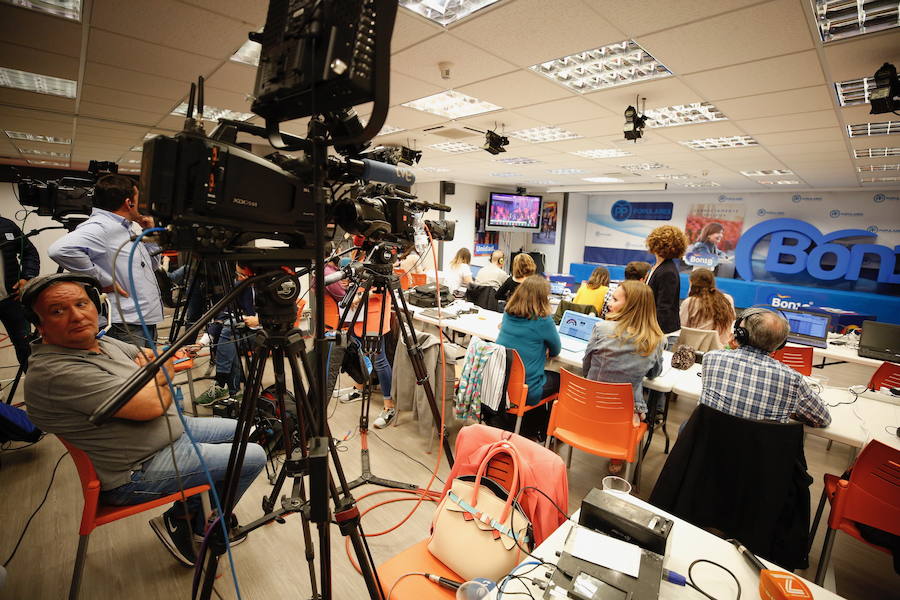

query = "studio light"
[870,62,899,115]
[624,105,647,141]
[483,130,509,155]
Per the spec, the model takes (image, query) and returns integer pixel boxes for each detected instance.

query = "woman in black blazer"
[645,225,688,334]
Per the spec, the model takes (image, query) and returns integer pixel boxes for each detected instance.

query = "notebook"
[781,308,831,349]
[558,310,602,353]
[858,321,900,363]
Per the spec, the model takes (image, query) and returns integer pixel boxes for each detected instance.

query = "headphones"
[21,273,109,337]
[733,307,788,351]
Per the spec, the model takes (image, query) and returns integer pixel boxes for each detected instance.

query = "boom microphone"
[342,158,416,186]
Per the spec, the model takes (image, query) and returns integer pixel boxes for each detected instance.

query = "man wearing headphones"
[699,308,830,427]
[474,250,509,289]
[22,274,266,567]
[48,174,163,348]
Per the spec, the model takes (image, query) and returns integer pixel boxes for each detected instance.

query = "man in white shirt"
[474,250,509,289]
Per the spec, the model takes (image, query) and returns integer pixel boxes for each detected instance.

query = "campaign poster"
[683,203,745,270]
[532,200,557,244]
[474,201,498,256]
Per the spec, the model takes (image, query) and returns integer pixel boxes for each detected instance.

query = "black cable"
[3,452,68,567]
[687,559,741,600]
[0,435,45,452]
[370,430,445,484]
[827,386,860,408]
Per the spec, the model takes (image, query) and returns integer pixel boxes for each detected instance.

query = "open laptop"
[558,310,602,353]
[550,281,567,296]
[780,308,831,349]
[858,321,900,363]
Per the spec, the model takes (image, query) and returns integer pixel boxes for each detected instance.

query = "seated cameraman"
[22,274,266,567]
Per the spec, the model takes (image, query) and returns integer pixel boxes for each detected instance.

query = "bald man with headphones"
[21,273,266,567]
[698,307,831,427]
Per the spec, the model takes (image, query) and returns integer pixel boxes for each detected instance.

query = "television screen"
[486,192,542,232]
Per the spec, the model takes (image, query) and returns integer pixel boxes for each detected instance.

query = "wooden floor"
[1,330,898,599]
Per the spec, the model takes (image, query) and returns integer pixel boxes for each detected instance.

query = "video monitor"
[486,192,542,232]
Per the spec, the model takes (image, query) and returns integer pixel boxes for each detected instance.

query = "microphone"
[425,574,463,590]
[338,157,416,186]
[731,540,813,600]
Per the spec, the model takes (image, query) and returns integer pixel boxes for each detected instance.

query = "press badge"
[4,233,13,240]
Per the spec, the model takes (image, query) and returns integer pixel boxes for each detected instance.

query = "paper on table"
[567,526,642,578]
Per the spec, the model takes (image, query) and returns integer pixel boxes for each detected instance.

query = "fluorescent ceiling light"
[583,176,624,183]
[230,38,261,67]
[622,162,667,171]
[402,90,501,119]
[399,0,501,26]
[491,172,521,177]
[495,157,542,165]
[120,168,140,174]
[547,168,587,174]
[0,67,76,98]
[6,130,71,144]
[861,176,900,183]
[847,121,899,137]
[740,169,793,176]
[417,166,451,172]
[530,40,671,94]
[131,146,143,152]
[680,135,758,150]
[2,0,81,20]
[377,124,405,136]
[812,0,899,43]
[126,159,141,164]
[508,126,581,143]
[854,147,900,158]
[427,141,480,153]
[680,181,720,188]
[523,179,560,185]
[172,102,255,122]
[834,77,877,107]
[644,102,726,128]
[17,148,70,158]
[758,180,800,185]
[26,159,68,166]
[858,164,900,172]
[570,148,633,159]
[654,173,691,180]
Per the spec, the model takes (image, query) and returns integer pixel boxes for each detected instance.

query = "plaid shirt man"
[700,345,831,427]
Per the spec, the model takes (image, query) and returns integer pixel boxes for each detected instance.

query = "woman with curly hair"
[645,225,688,333]
[680,268,735,348]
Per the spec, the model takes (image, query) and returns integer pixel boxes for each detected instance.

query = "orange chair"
[545,369,647,481]
[394,269,411,290]
[868,361,900,391]
[810,440,900,584]
[410,273,427,287]
[58,437,210,600]
[772,346,814,376]
[506,349,558,436]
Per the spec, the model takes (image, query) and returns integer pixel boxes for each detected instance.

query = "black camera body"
[17,177,94,223]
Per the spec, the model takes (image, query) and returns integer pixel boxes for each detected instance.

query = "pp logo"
[757,208,767,216]
[867,225,879,233]
[874,193,886,204]
[791,194,801,203]
[718,194,727,203]
[611,200,632,222]
[829,209,840,218]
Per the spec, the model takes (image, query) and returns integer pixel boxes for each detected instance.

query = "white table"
[491,492,842,600]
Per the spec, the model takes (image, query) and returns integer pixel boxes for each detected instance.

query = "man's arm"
[792,378,832,428]
[48,225,112,287]
[113,351,175,421]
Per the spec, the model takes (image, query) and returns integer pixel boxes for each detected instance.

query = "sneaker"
[149,513,196,567]
[340,391,362,404]
[373,407,396,429]
[195,384,230,406]
[194,514,248,548]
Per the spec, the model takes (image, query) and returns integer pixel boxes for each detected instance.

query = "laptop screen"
[558,310,602,341]
[860,321,900,353]
[782,309,830,342]
[550,282,567,295]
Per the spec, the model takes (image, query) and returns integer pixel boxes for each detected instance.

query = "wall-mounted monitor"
[486,192,542,232]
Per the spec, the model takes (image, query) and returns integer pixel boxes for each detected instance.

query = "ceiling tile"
[87,30,220,82]
[0,41,80,80]
[585,77,701,113]
[823,30,900,82]
[840,104,896,125]
[653,121,745,142]
[178,0,267,26]
[383,105,447,130]
[392,9,443,53]
[455,109,548,132]
[77,101,163,127]
[0,88,75,113]
[80,85,178,115]
[593,0,767,38]
[735,110,840,135]
[514,96,615,125]
[683,51,825,101]
[204,61,258,97]
[0,4,83,57]
[389,72,443,106]
[0,115,73,138]
[456,70,573,109]
[392,32,516,88]
[715,86,834,120]
[754,127,845,145]
[82,62,191,99]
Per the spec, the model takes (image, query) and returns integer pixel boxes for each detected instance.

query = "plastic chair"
[506,349,558,436]
[868,361,900,391]
[58,437,210,600]
[394,269,411,290]
[544,369,647,481]
[809,440,900,585]
[410,273,427,287]
[677,326,722,352]
[772,346,813,376]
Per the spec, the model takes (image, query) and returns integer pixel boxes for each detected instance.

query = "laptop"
[858,321,900,363]
[558,310,602,353]
[550,282,567,296]
[780,308,831,349]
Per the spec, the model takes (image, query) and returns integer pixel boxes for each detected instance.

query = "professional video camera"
[16,160,119,225]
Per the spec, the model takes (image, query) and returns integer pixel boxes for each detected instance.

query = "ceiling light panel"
[2,0,81,20]
[680,136,758,150]
[622,162,668,171]
[17,148,70,158]
[508,126,582,143]
[523,179,560,185]
[644,102,726,128]
[862,176,900,182]
[812,0,899,43]
[172,103,254,122]
[131,146,143,152]
[27,159,68,166]
[740,169,793,176]
[570,148,633,159]
[0,67,77,98]
[402,90,502,119]
[6,131,71,144]
[834,77,877,107]
[427,141,481,153]
[847,121,900,137]
[548,168,587,174]
[583,176,624,183]
[530,40,671,94]
[377,124,405,136]
[854,147,900,158]
[491,172,521,177]
[654,174,691,180]
[758,180,801,185]
[230,39,261,67]
[680,181,721,188]
[417,166,451,172]
[399,0,502,26]
[495,157,543,165]
[858,164,900,172]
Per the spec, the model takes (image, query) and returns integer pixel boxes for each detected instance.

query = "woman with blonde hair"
[573,266,609,314]
[443,247,473,292]
[495,253,536,301]
[680,268,735,347]
[496,275,561,439]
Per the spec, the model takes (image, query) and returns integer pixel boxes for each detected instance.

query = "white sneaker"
[373,407,396,429]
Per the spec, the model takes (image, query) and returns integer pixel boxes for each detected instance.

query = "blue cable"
[497,560,542,598]
[127,229,242,599]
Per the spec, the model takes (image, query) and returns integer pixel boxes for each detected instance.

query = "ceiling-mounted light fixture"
[483,130,509,155]
[870,62,899,115]
[624,98,647,142]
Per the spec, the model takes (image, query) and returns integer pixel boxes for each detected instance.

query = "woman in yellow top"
[573,266,609,314]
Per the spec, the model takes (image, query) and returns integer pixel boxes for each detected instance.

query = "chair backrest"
[832,440,900,535]
[678,327,722,352]
[771,346,813,376]
[57,437,102,535]
[506,350,528,411]
[410,273,427,287]
[394,269,411,290]
[548,369,635,450]
[868,361,900,391]
[552,301,596,325]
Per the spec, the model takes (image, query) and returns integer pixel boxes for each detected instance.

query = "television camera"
[16,160,119,226]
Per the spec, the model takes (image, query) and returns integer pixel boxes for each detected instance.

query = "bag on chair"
[428,440,532,582]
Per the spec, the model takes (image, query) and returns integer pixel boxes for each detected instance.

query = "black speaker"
[441,181,455,196]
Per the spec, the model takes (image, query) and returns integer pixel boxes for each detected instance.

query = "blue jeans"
[100,417,266,534]
[215,325,245,393]
[352,333,392,399]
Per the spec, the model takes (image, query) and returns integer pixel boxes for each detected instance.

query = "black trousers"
[0,298,31,370]
[106,323,158,349]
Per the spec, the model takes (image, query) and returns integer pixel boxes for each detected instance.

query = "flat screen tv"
[486,192,542,232]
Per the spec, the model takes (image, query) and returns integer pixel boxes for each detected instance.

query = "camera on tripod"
[16,160,119,225]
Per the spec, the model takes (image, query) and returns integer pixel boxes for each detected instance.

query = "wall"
[0,182,68,276]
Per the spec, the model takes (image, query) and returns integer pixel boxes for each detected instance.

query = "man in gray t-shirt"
[23,274,266,567]
[474,250,510,289]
